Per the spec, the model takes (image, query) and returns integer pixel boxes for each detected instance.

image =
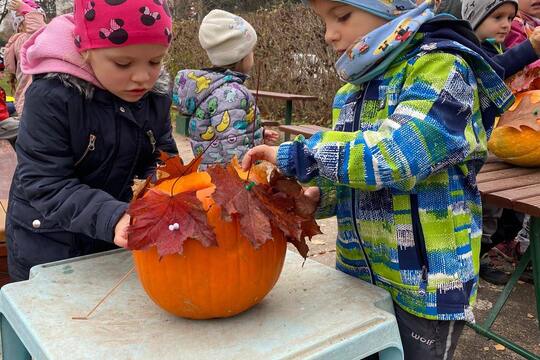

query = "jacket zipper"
[74,134,96,167]
[119,130,142,199]
[146,130,156,153]
[350,87,376,284]
[410,194,429,296]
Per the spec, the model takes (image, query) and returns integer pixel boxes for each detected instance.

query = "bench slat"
[279,124,330,138]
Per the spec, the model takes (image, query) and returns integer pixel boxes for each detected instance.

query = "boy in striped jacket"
[243,0,514,358]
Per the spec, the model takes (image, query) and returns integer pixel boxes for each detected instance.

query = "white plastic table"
[0,249,403,360]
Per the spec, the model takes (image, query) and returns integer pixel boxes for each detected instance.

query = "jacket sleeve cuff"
[276,141,295,177]
[101,202,129,243]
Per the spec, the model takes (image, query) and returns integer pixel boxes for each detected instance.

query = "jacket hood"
[173,68,247,115]
[21,14,103,89]
[413,16,513,131]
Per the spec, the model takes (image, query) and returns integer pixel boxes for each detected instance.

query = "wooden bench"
[278,124,330,139]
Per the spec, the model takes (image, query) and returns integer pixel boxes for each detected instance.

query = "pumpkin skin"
[132,171,287,319]
[488,90,540,167]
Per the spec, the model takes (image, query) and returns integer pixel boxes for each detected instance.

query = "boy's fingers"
[242,150,255,170]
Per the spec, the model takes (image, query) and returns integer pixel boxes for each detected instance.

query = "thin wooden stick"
[72,266,135,320]
[246,60,263,182]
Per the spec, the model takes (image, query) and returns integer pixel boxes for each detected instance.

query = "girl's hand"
[114,213,130,248]
[7,0,22,11]
[530,27,540,56]
[242,145,278,170]
[263,129,280,145]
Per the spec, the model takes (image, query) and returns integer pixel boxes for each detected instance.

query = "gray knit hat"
[199,9,257,67]
[462,0,518,29]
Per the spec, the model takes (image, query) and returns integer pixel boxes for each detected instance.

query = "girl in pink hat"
[5,0,177,281]
[4,0,46,117]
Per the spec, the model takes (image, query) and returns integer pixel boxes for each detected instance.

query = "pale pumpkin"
[131,169,287,319]
[488,90,540,167]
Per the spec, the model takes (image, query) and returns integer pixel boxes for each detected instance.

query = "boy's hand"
[242,145,278,170]
[263,129,279,145]
[530,27,540,56]
[113,213,130,248]
[7,0,22,11]
[296,187,320,217]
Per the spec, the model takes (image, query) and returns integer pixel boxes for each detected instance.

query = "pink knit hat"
[73,0,172,52]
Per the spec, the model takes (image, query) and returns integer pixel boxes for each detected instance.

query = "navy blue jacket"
[6,73,177,281]
[482,39,539,78]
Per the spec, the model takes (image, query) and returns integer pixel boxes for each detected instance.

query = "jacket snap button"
[119,106,126,113]
[32,219,41,229]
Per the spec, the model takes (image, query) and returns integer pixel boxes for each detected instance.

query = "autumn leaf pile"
[127,153,320,258]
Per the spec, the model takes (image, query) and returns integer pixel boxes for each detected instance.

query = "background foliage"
[168,2,341,126]
[0,0,341,125]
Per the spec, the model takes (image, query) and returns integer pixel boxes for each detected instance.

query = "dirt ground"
[173,133,540,360]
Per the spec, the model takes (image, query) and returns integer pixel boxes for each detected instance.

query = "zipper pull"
[146,130,156,153]
[419,265,428,297]
[88,134,96,151]
[74,134,96,167]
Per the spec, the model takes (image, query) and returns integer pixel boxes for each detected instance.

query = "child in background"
[242,0,513,358]
[0,52,19,145]
[463,0,540,75]
[4,0,46,116]
[506,0,540,51]
[500,0,540,268]
[173,9,279,169]
[6,0,177,281]
[0,54,9,122]
[462,0,540,284]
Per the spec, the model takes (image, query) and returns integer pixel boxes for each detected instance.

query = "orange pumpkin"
[131,169,287,319]
[488,90,540,167]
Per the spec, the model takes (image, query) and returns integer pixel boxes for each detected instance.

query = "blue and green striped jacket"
[277,35,513,321]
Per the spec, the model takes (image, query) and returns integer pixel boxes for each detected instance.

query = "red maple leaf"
[127,188,216,257]
[207,165,273,248]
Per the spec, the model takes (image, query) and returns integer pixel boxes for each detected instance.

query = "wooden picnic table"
[249,89,318,140]
[471,155,540,360]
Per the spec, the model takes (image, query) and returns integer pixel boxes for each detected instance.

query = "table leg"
[284,100,293,141]
[465,221,540,360]
[1,314,30,360]
[482,248,531,329]
[530,217,540,330]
